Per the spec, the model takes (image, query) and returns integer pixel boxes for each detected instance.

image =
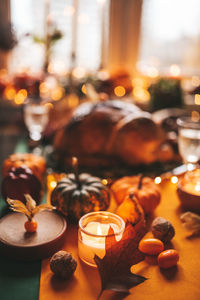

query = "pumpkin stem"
[138,174,144,190]
[72,156,79,182]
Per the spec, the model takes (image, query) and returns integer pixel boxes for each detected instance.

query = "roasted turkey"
[54,100,174,167]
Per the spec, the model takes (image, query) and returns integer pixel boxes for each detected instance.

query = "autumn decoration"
[138,238,164,255]
[111,175,161,214]
[151,217,175,243]
[94,223,147,298]
[51,157,110,223]
[157,249,179,269]
[2,153,46,181]
[7,194,54,233]
[177,170,200,213]
[50,250,77,279]
[180,211,200,236]
[115,193,146,237]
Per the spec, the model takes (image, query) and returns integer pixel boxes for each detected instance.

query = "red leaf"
[94,223,147,299]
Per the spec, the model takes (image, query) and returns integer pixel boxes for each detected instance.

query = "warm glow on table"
[182,169,200,196]
[47,173,66,203]
[182,182,200,196]
[78,221,121,267]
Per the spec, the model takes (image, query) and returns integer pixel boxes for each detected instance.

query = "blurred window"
[139,0,200,75]
[10,0,108,74]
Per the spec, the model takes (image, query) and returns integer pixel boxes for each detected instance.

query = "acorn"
[50,250,77,279]
[151,217,175,243]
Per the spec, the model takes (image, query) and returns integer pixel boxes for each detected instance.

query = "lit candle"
[177,169,200,212]
[78,211,125,267]
[183,169,200,196]
[182,182,200,196]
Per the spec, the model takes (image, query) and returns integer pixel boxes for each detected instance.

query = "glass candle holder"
[177,168,200,212]
[78,211,125,267]
[182,169,200,196]
[177,116,200,168]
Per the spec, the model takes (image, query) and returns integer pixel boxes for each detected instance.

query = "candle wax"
[78,221,122,267]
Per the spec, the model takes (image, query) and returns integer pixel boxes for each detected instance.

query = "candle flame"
[195,183,200,192]
[171,176,178,184]
[97,223,102,235]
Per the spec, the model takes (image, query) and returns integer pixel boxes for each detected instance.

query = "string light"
[114,86,126,97]
[154,177,162,184]
[14,89,27,105]
[4,86,16,100]
[102,179,108,185]
[49,181,57,189]
[171,176,178,184]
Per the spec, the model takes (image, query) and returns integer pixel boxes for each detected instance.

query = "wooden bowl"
[0,211,67,261]
[177,180,200,213]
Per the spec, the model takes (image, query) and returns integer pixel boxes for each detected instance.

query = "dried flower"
[7,194,54,232]
[180,212,200,236]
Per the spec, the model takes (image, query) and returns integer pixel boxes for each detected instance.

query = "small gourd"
[111,175,161,214]
[51,158,110,223]
[157,249,179,269]
[139,238,164,255]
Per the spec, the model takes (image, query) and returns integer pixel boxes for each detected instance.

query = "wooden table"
[0,133,199,300]
[39,181,200,300]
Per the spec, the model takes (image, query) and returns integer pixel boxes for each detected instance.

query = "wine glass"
[177,116,200,171]
[24,99,49,151]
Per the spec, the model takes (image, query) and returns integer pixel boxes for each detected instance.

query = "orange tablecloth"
[39,181,200,300]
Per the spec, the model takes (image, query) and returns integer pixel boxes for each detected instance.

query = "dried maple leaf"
[94,223,147,299]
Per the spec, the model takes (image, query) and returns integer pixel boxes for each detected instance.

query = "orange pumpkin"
[2,153,46,181]
[111,176,139,205]
[111,175,161,214]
